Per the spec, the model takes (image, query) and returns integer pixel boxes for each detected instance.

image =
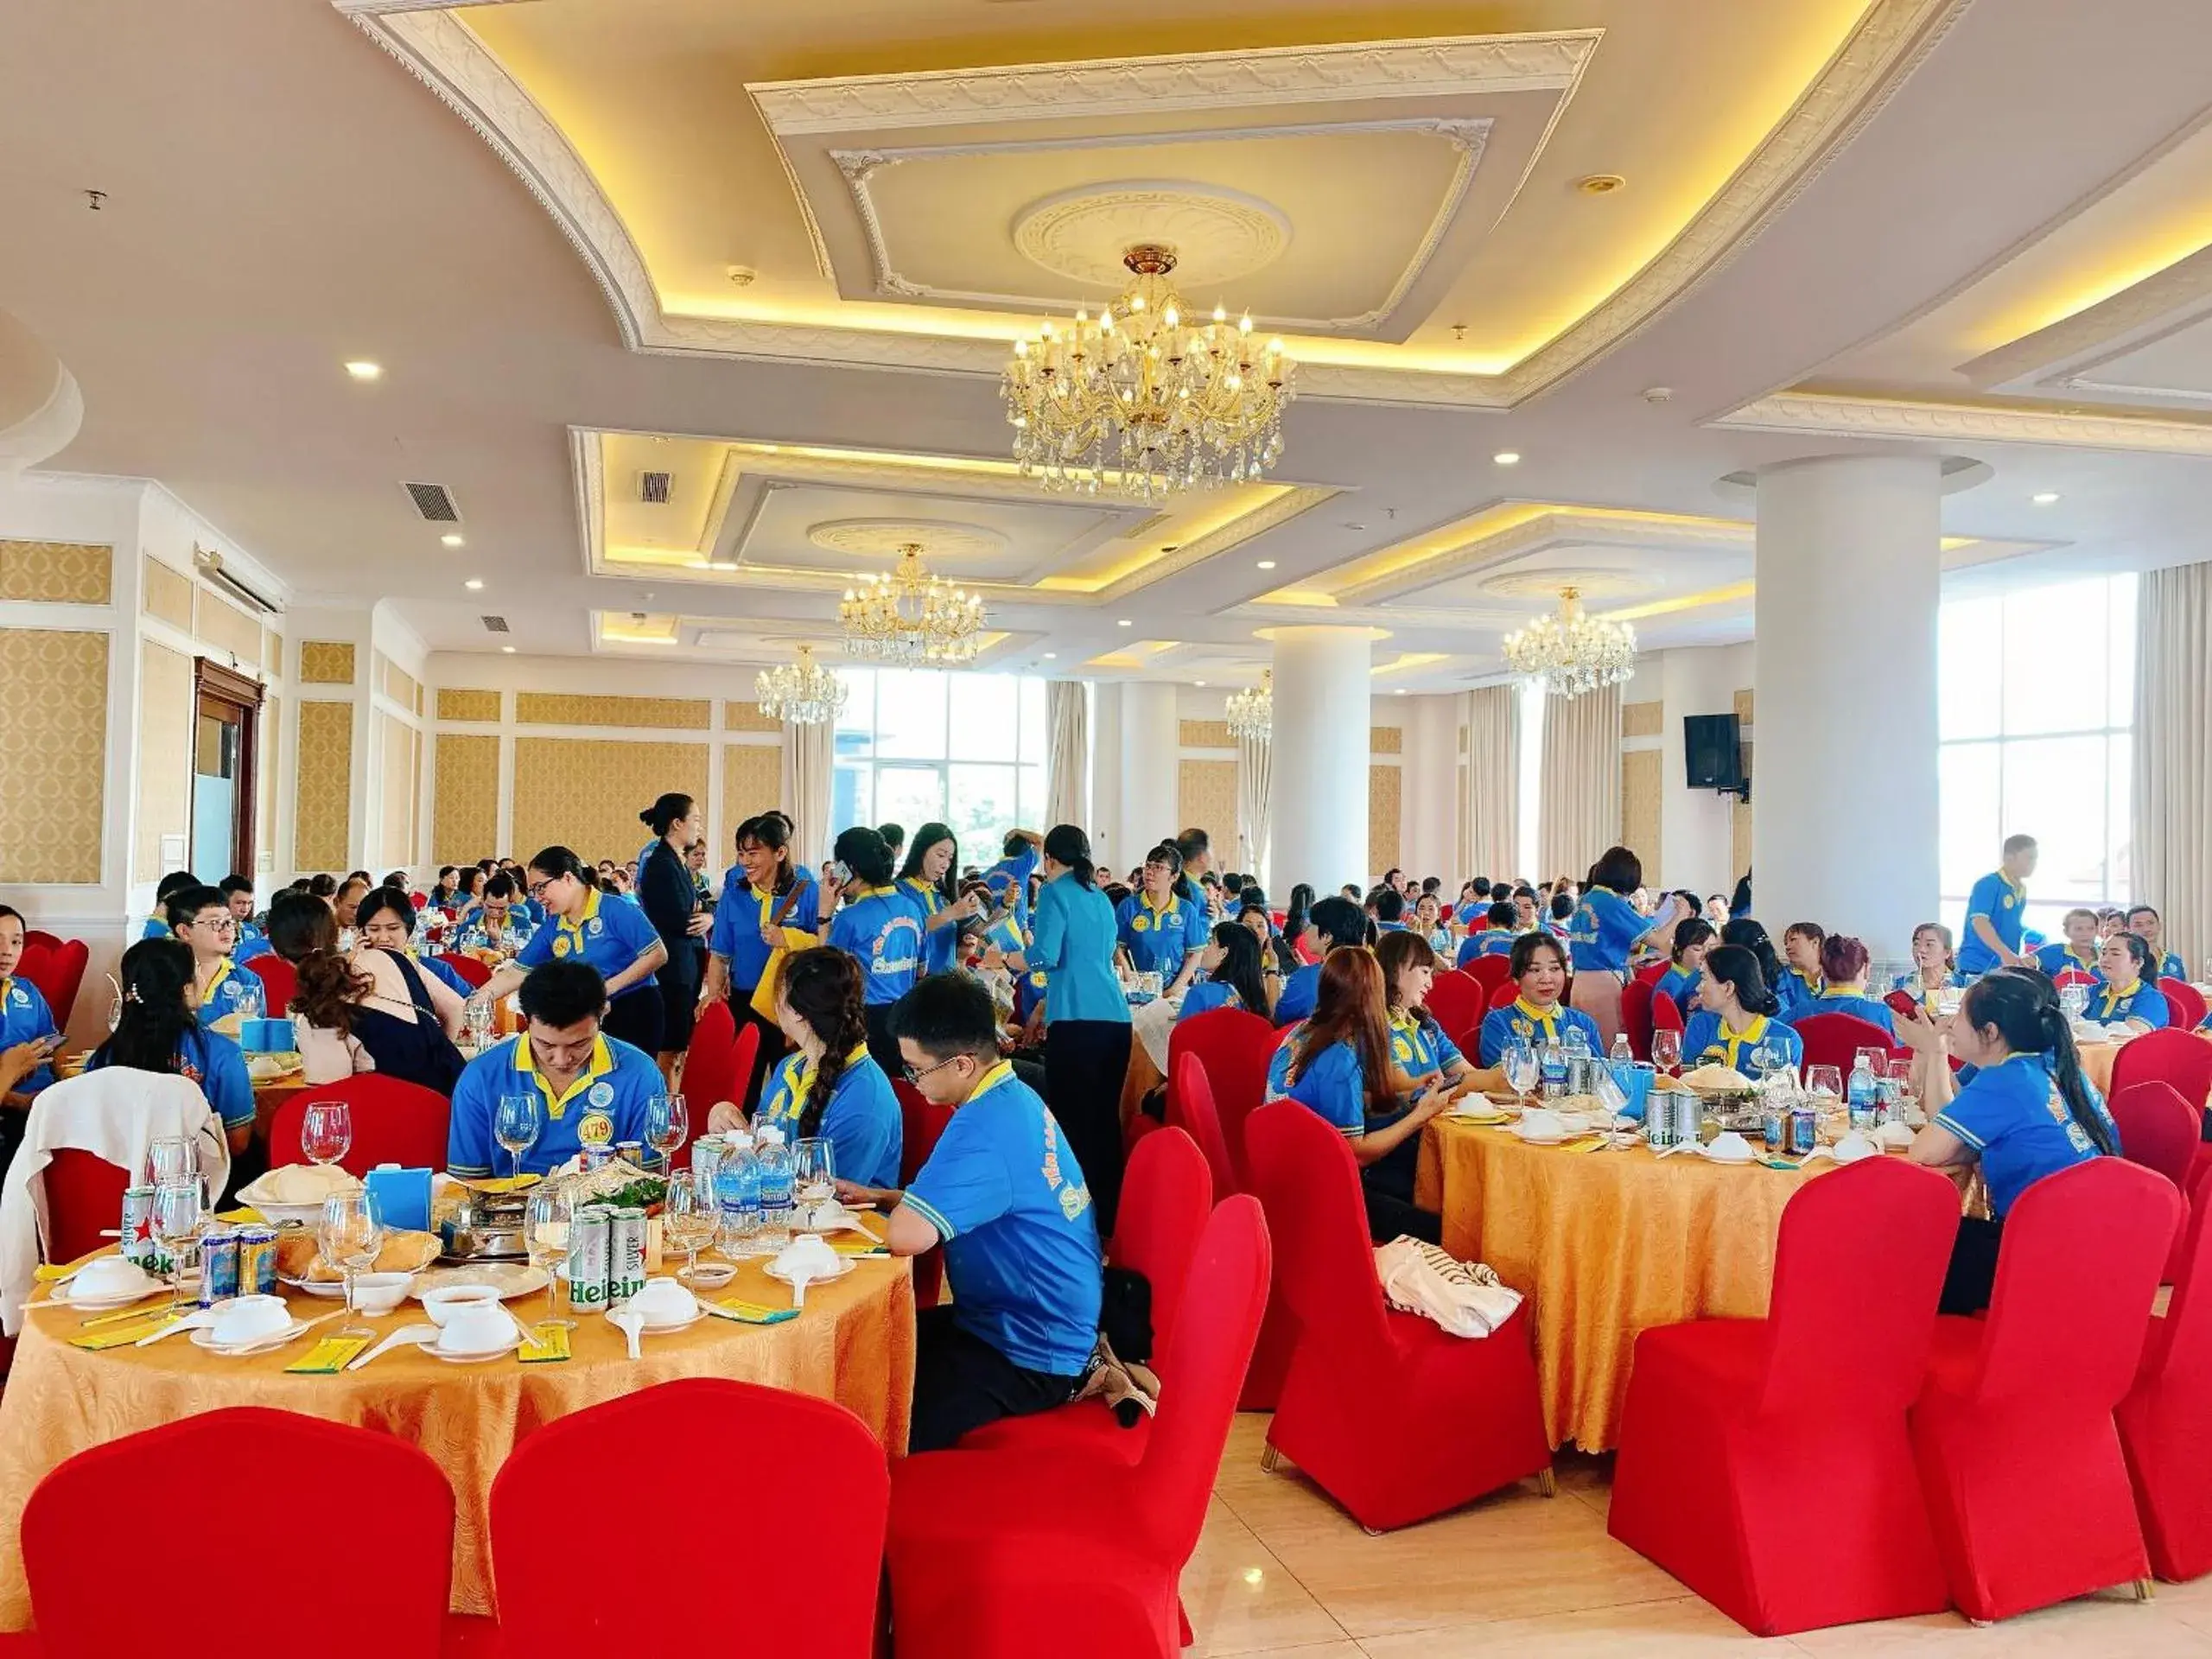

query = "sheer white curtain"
[1236,734,1272,888]
[1458,685,1519,880]
[2134,561,2212,971]
[1046,680,1087,830]
[779,717,835,868]
[1537,684,1622,881]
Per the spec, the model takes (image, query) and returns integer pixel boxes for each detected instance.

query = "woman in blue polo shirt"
[478,845,669,1056]
[1374,931,1491,1103]
[1681,944,1803,1078]
[1892,922,1965,1015]
[87,938,255,1158]
[984,830,1044,931]
[2082,932,2171,1033]
[1896,967,2115,1312]
[0,906,60,1108]
[1179,920,1273,1022]
[820,825,925,1074]
[1567,846,1685,1050]
[1653,918,1714,1018]
[1776,923,1827,1012]
[1478,931,1602,1066]
[1782,934,1897,1039]
[703,812,821,1109]
[1114,842,1207,995]
[897,823,979,978]
[747,947,901,1191]
[2033,908,2102,980]
[1274,895,1367,1027]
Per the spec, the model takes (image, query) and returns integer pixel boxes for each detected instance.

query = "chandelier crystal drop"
[1001,244,1295,502]
[1224,669,1274,743]
[837,544,988,666]
[1501,587,1637,699]
[754,643,848,727]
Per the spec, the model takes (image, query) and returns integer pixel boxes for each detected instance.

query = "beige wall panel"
[1622,700,1663,740]
[142,556,194,630]
[1622,748,1662,869]
[1370,726,1404,755]
[262,628,283,675]
[433,734,501,865]
[375,712,414,869]
[257,693,280,861]
[515,692,710,731]
[512,738,708,864]
[381,658,420,711]
[197,594,261,665]
[722,700,780,734]
[1177,760,1236,867]
[1733,689,1755,727]
[294,701,354,873]
[722,741,783,828]
[1732,799,1754,882]
[437,688,501,722]
[0,630,108,883]
[1369,762,1402,874]
[300,641,356,685]
[133,640,194,883]
[0,540,111,604]
[1179,719,1233,749]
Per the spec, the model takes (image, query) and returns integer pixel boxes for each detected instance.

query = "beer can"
[1673,1089,1702,1150]
[1762,1100,1788,1155]
[198,1228,240,1305]
[609,1206,649,1304]
[567,1205,612,1312]
[614,1141,645,1170]
[1789,1100,1819,1157]
[235,1225,278,1297]
[119,1185,158,1274]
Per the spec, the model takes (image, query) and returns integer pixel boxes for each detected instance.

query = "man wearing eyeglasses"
[834,972,1102,1452]
[168,885,259,1033]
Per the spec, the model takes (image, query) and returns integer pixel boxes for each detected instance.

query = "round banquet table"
[0,1250,913,1627]
[1414,1117,1822,1454]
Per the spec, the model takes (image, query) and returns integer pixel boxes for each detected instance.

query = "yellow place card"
[706,1298,798,1325]
[467,1175,541,1195]
[830,1242,888,1257]
[215,1207,264,1224]
[286,1337,372,1374]
[70,1314,180,1351]
[518,1324,571,1363]
[33,1262,79,1284]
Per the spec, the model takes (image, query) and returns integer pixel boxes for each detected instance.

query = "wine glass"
[645,1092,688,1174]
[235,975,264,1023]
[495,1093,543,1187]
[1805,1064,1844,1102]
[660,1170,718,1285]
[319,1189,384,1338]
[1649,1027,1681,1077]
[151,1177,204,1319]
[2060,982,2090,1023]
[793,1137,836,1226]
[1503,1038,1537,1109]
[145,1135,195,1188]
[300,1099,353,1172]
[524,1184,575,1332]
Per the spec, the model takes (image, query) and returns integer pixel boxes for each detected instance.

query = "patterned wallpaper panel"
[722,741,783,830]
[300,641,356,685]
[433,734,501,863]
[1622,748,1662,870]
[0,540,111,604]
[515,692,710,731]
[134,640,194,883]
[376,712,416,869]
[196,593,261,665]
[722,700,779,734]
[1368,762,1402,875]
[1622,700,1663,740]
[1733,689,1755,727]
[294,701,354,872]
[1178,719,1233,749]
[1370,725,1404,755]
[142,556,194,630]
[1177,760,1236,870]
[437,687,502,722]
[0,630,108,883]
[511,737,708,864]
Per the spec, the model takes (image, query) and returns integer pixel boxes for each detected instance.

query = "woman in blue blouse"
[1179,920,1273,1022]
[1374,931,1493,1103]
[1777,923,1827,1013]
[818,827,925,1077]
[704,812,822,1109]
[1782,934,1897,1038]
[1653,918,1714,1018]
[1114,842,1207,995]
[1895,967,2116,1313]
[478,846,670,1055]
[733,946,901,1191]
[1567,845,1687,1050]
[1006,825,1132,1230]
[897,823,981,977]
[1478,931,1603,1067]
[1681,945,1803,1078]
[1892,922,1964,1016]
[1266,948,1447,1243]
[87,938,255,1162]
[2081,932,2171,1033]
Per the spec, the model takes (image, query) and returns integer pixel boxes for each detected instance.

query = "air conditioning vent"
[404,481,461,523]
[480,615,510,633]
[639,471,672,505]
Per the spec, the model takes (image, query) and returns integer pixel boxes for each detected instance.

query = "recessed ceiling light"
[1042,652,1057,659]
[2032,492,2060,505]
[1578,174,1627,195]
[1117,619,1132,626]
[1493,451,1521,466]
[343,360,381,380]
[500,645,515,654]
[442,534,464,548]
[1256,560,1276,569]
[463,578,483,590]
[1394,688,1408,696]
[1195,679,1207,687]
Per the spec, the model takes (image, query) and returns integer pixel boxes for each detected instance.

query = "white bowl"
[351,1271,414,1315]
[420,1284,502,1326]
[622,1277,696,1329]
[435,1302,518,1357]
[209,1294,293,1346]
[71,1256,161,1301]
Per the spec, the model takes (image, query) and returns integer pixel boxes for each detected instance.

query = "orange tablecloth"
[2080,1041,2118,1097]
[0,1253,913,1626]
[1414,1120,1819,1452]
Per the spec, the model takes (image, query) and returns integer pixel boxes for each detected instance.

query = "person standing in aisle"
[638,792,714,1086]
[1959,834,2037,974]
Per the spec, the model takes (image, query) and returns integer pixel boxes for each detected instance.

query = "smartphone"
[824,860,850,885]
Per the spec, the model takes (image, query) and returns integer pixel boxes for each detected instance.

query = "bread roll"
[301,1227,441,1282]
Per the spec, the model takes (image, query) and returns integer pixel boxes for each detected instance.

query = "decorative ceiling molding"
[1958,243,2212,403]
[1317,506,1753,609]
[1713,391,2212,454]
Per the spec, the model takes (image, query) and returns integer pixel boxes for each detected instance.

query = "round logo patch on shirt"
[577,1109,614,1147]
[551,934,573,957]
[2001,893,2015,908]
[588,1080,615,1109]
[587,918,603,936]
[1131,914,1150,932]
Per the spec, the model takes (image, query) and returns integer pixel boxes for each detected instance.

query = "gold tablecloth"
[2080,1041,2118,1097]
[0,1253,913,1626]
[1414,1120,1819,1453]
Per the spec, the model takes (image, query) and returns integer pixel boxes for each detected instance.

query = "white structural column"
[1268,626,1372,895]
[1115,681,1180,864]
[1752,454,1942,956]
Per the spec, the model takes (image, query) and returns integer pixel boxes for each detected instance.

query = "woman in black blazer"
[639,791,712,1085]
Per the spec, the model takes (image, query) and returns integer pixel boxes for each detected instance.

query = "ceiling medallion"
[755,643,848,727]
[1224,669,1273,743]
[1501,586,1637,700]
[806,518,1008,562]
[839,543,988,665]
[1003,243,1295,501]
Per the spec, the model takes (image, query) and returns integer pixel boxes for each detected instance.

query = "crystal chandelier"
[1002,244,1295,501]
[838,544,987,665]
[754,643,847,727]
[1224,669,1273,743]
[1502,587,1637,699]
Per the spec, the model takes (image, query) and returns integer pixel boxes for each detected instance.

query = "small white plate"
[190,1318,315,1355]
[605,1303,705,1334]
[1699,1144,1757,1166]
[276,1275,349,1299]
[411,1262,550,1301]
[48,1280,168,1313]
[429,1337,525,1364]
[764,1257,855,1287]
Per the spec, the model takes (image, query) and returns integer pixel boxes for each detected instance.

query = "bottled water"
[1539,1041,1567,1099]
[1609,1032,1632,1065]
[754,1126,795,1251]
[1847,1054,1879,1132]
[714,1131,762,1256]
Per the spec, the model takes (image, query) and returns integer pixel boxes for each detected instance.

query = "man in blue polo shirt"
[1274,895,1368,1027]
[168,885,262,1029]
[448,960,662,1179]
[836,972,1102,1452]
[1960,834,2038,975]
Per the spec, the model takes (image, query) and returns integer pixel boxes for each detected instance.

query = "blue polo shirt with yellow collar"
[194,957,263,1029]
[1960,869,2027,974]
[1114,888,1207,978]
[516,887,661,992]
[447,1032,662,1179]
[0,976,59,1096]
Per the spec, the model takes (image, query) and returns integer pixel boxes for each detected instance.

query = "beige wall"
[511,737,709,863]
[295,700,353,872]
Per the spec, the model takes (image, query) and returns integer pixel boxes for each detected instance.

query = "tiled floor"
[1184,1416,2212,1656]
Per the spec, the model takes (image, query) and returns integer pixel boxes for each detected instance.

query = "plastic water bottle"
[1539,1041,1567,1099]
[715,1131,761,1256]
[755,1127,794,1251]
[1609,1032,1632,1065]
[1847,1053,1879,1132]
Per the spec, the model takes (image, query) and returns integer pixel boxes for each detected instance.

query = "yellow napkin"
[467,1174,542,1195]
[286,1337,372,1374]
[70,1313,181,1351]
[216,1206,264,1224]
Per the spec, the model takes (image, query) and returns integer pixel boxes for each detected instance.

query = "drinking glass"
[495,1094,543,1186]
[1649,1027,1681,1076]
[300,1099,353,1172]
[319,1189,384,1338]
[151,1177,204,1319]
[524,1184,575,1331]
[1805,1065,1844,1101]
[145,1135,195,1187]
[2061,982,2090,1022]
[1503,1038,1538,1108]
[235,976,264,1022]
[793,1137,836,1224]
[660,1171,717,1284]
[1854,1046,1887,1079]
[465,995,494,1052]
[645,1093,688,1173]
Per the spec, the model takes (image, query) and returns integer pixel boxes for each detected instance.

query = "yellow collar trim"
[512,1033,615,1119]
[963,1058,1016,1107]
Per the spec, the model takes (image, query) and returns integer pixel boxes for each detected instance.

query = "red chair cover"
[897,1077,954,1309]
[1633,959,1669,985]
[727,1019,760,1116]
[886,1197,1272,1659]
[1165,1007,1276,1188]
[21,931,61,953]
[268,1076,452,1174]
[1423,969,1486,1052]
[433,951,492,990]
[1610,1159,1958,1634]
[1913,1159,2180,1622]
[493,1379,887,1655]
[2113,1027,2212,1112]
[682,998,740,1118]
[2054,970,2100,989]
[245,951,298,1014]
[1243,1100,1550,1531]
[1166,1052,1238,1199]
[24,1408,453,1659]
[2113,1082,2200,1193]
[16,938,87,1031]
[1650,992,1686,1039]
[2119,1189,2212,1581]
[1791,1012,1902,1077]
[40,1149,130,1268]
[1620,976,1656,1062]
[1465,954,1512,997]
[1486,978,1521,1010]
[2160,978,2209,1034]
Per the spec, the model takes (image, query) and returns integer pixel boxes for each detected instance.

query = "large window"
[831,668,1049,871]
[1939,573,2136,941]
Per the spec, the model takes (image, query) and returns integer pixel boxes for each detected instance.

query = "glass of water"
[1503,1038,1537,1108]
[495,1093,542,1186]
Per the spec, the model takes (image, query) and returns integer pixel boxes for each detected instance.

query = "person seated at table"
[1235,888,1297,980]
[1455,879,1489,928]
[1412,891,1452,954]
[333,874,372,942]
[220,874,271,964]
[1681,944,1803,1078]
[2033,907,2102,980]
[1179,919,1274,1022]
[830,972,1101,1452]
[448,960,662,1179]
[1894,967,2116,1313]
[2126,906,2188,983]
[354,887,474,1000]
[1891,921,1965,1015]
[1267,948,1448,1244]
[1368,887,1409,936]
[1777,922,1827,1011]
[711,946,900,1191]
[1114,842,1207,996]
[456,874,535,959]
[1456,899,1520,968]
[1653,918,1714,1017]
[86,938,253,1154]
[428,866,461,911]
[140,869,195,940]
[2081,932,2171,1033]
[1478,932,1602,1067]
[165,884,260,1032]
[1374,931,1496,1104]
[0,905,60,1109]
[1274,895,1370,1027]
[272,891,466,1094]
[1781,934,1897,1038]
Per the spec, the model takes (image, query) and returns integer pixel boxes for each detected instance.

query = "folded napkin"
[1513,1109,1567,1141]
[1700,1131,1757,1163]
